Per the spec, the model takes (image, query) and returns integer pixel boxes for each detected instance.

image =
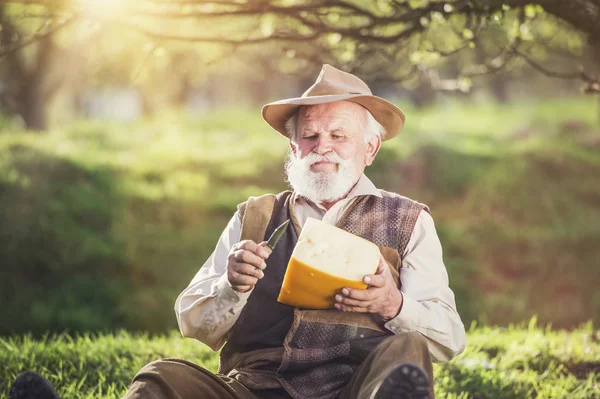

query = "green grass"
[1,319,598,399]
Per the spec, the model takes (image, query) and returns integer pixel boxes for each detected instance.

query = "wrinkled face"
[292,101,379,174]
[285,102,381,203]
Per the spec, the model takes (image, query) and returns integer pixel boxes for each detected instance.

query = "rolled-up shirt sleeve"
[174,211,251,351]
[384,210,467,362]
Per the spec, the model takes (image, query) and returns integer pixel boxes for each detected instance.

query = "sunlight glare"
[77,0,132,17]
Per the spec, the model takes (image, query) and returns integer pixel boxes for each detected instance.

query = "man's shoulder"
[236,190,293,215]
[238,190,293,206]
[377,189,424,204]
[376,190,430,214]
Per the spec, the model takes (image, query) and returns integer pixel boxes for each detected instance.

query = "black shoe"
[8,371,60,399]
[372,363,431,399]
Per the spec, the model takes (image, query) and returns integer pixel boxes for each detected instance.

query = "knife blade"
[266,220,290,250]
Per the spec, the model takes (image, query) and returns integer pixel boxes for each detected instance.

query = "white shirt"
[175,175,466,362]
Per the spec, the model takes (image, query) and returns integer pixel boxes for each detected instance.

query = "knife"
[266,220,290,251]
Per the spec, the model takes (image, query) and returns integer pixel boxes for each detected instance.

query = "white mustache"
[301,152,344,168]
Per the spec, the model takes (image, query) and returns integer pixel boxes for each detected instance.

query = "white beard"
[284,150,361,203]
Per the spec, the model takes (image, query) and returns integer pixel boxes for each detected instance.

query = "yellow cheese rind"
[278,258,368,309]
[277,217,380,309]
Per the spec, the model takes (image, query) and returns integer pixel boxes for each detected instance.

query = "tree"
[0,4,75,130]
[86,0,597,94]
[0,0,598,130]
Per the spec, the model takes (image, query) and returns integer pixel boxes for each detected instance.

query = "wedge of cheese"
[277,217,380,309]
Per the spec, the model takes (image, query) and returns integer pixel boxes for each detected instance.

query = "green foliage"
[0,144,127,334]
[0,321,598,398]
[435,320,600,398]
[0,330,217,399]
[0,99,599,334]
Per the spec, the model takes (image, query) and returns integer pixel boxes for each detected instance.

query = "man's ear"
[289,140,298,157]
[365,135,382,166]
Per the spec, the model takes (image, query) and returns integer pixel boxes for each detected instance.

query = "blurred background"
[0,0,599,336]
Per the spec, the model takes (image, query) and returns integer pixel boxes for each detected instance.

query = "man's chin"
[295,176,355,203]
[285,156,360,203]
[310,163,338,173]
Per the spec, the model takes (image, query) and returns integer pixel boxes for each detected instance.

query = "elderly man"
[8,65,465,399]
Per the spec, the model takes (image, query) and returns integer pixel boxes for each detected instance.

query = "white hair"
[285,106,387,144]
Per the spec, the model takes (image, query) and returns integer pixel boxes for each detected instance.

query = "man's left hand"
[334,254,403,320]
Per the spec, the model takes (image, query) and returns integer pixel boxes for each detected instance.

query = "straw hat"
[262,64,405,141]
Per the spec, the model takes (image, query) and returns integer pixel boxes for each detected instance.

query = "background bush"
[1,99,599,334]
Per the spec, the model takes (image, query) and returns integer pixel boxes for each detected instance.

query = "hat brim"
[261,94,405,141]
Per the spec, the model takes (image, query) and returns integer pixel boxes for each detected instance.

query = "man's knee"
[136,359,169,374]
[377,331,433,376]
[402,330,429,348]
[134,358,193,381]
[382,331,429,352]
[139,359,164,370]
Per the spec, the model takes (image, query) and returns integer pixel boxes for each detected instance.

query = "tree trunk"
[17,38,55,131]
[589,36,600,125]
[1,5,69,132]
[474,44,510,103]
[409,81,437,108]
[140,91,158,116]
[488,74,509,104]
[173,77,191,108]
[20,92,49,131]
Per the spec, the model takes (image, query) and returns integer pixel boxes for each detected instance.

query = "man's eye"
[332,135,344,139]
[302,136,317,140]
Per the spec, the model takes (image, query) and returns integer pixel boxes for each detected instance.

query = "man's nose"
[313,135,333,155]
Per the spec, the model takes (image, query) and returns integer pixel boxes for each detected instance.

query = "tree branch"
[515,49,600,93]
[1,0,598,97]
[0,17,75,58]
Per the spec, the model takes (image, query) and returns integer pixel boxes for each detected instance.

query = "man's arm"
[335,210,467,362]
[174,211,251,351]
[384,210,467,361]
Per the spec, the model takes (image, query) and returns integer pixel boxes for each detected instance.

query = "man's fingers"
[229,271,259,286]
[363,274,386,288]
[243,240,270,258]
[234,240,270,259]
[335,294,372,308]
[235,262,264,279]
[334,303,369,313]
[257,241,272,258]
[360,255,389,287]
[376,254,389,274]
[231,284,252,293]
[233,240,259,252]
[226,240,270,290]
[342,287,376,301]
[232,249,266,269]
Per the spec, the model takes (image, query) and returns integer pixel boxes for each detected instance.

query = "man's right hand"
[227,240,271,293]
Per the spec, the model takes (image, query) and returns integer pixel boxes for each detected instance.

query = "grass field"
[1,319,598,399]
